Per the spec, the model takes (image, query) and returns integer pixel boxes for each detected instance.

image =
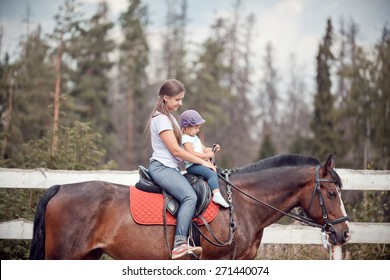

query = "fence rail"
[1,167,389,259]
[1,167,389,190]
[1,218,389,245]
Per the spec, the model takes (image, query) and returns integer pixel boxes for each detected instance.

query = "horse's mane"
[231,154,320,175]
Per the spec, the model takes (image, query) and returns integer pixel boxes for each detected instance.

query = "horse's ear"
[323,154,335,175]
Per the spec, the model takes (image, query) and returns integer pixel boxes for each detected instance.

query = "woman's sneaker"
[171,244,202,259]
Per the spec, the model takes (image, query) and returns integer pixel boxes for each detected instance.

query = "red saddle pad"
[130,186,219,225]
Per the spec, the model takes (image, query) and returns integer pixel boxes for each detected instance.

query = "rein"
[192,170,237,258]
[192,161,349,258]
[216,166,349,232]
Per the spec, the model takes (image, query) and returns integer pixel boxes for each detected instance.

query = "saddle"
[135,166,212,218]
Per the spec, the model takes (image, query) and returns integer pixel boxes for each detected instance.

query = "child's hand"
[206,151,215,158]
[212,144,221,153]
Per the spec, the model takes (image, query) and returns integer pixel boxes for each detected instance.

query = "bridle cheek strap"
[312,165,350,233]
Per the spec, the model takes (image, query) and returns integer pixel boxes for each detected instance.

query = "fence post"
[330,245,343,260]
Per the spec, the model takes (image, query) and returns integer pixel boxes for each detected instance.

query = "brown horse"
[29,154,350,260]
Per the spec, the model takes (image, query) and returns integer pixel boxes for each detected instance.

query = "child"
[179,110,229,208]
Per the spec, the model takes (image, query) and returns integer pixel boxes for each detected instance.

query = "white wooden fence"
[0,167,389,259]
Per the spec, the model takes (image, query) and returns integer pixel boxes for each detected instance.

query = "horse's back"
[36,181,230,260]
[46,181,129,221]
[44,181,130,259]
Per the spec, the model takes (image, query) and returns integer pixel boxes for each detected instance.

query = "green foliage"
[349,191,389,223]
[372,27,390,169]
[22,121,108,170]
[0,120,112,259]
[258,134,276,160]
[0,28,55,165]
[0,187,45,259]
[289,134,313,155]
[187,12,257,167]
[311,19,339,160]
[0,189,45,222]
[67,1,115,151]
[342,190,390,259]
[0,240,31,260]
[187,38,231,118]
[0,1,389,260]
[114,0,150,169]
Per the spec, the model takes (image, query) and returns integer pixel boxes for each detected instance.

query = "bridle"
[193,163,350,258]
[307,165,350,235]
[217,164,350,234]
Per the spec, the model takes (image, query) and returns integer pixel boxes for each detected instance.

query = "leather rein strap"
[216,165,350,232]
[190,164,349,259]
[192,169,237,259]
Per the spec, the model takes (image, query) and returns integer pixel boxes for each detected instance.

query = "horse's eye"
[327,191,336,198]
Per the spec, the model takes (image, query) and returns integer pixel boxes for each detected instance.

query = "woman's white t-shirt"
[150,113,182,170]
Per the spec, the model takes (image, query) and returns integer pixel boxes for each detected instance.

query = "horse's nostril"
[344,231,351,242]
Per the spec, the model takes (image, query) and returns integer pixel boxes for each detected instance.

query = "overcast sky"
[1,0,389,93]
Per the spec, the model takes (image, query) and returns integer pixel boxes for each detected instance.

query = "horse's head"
[302,155,351,245]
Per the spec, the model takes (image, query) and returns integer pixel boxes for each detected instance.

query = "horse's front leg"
[235,230,263,260]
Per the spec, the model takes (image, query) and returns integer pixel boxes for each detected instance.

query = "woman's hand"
[202,160,216,172]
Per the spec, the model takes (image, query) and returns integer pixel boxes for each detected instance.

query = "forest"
[0,0,389,259]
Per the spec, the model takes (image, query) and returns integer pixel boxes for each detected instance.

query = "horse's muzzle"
[328,226,351,245]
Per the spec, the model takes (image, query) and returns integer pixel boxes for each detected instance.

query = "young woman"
[147,79,216,260]
[179,110,229,208]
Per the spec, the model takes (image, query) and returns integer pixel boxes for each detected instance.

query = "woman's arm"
[160,130,216,171]
[183,142,213,160]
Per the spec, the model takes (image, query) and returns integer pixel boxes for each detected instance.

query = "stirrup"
[187,237,201,259]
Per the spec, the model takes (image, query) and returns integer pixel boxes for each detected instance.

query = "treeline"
[1,0,389,260]
[0,0,389,171]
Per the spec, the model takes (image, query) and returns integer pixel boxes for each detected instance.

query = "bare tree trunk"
[364,117,371,169]
[126,86,134,168]
[52,34,64,156]
[1,75,14,159]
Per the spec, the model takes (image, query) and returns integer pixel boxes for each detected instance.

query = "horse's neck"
[231,167,310,226]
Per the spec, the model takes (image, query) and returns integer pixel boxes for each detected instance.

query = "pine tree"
[345,46,376,169]
[0,27,55,166]
[335,18,358,167]
[49,0,85,156]
[0,54,14,165]
[257,42,280,155]
[115,0,150,169]
[311,19,338,161]
[161,0,188,82]
[214,2,257,167]
[186,32,231,166]
[280,54,311,154]
[67,1,115,155]
[188,37,230,125]
[372,25,390,169]
[258,134,276,159]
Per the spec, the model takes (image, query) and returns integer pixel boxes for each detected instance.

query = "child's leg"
[212,190,229,208]
[186,164,218,191]
[186,164,229,208]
